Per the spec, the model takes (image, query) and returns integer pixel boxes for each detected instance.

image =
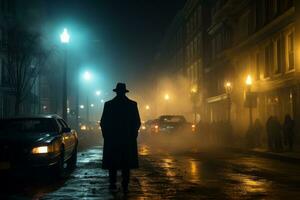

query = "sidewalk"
[231,147,300,163]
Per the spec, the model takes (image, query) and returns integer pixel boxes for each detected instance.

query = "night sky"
[44,0,186,93]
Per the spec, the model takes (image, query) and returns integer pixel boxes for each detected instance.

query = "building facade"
[157,0,300,148]
[203,0,296,135]
[0,0,53,117]
[155,0,211,121]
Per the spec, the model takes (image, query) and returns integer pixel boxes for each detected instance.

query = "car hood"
[0,132,58,146]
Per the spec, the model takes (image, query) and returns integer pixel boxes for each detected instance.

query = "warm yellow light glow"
[32,146,48,154]
[141,125,146,130]
[225,81,232,88]
[80,125,87,130]
[246,75,253,86]
[164,94,170,101]
[192,124,196,132]
[191,85,198,93]
[145,105,150,110]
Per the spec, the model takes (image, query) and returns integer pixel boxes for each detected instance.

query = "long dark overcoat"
[100,96,141,169]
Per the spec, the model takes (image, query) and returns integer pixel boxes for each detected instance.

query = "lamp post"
[246,75,253,127]
[83,71,92,124]
[60,28,70,122]
[225,81,232,123]
[190,87,198,124]
[164,93,170,114]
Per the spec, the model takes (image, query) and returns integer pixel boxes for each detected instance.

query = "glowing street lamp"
[60,28,70,122]
[95,90,101,96]
[60,28,70,44]
[82,71,93,123]
[90,104,94,107]
[246,75,253,86]
[83,71,92,81]
[224,81,232,123]
[164,94,170,101]
[80,105,84,109]
[245,74,253,127]
[145,105,150,110]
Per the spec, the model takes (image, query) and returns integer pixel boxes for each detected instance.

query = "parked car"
[156,115,193,134]
[0,114,78,177]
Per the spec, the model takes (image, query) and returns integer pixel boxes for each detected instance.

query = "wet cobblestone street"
[1,142,300,199]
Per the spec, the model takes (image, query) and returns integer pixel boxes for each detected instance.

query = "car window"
[0,118,56,133]
[57,119,67,128]
[60,119,69,128]
[159,116,186,123]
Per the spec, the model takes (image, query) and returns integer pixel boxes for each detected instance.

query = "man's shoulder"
[104,100,113,106]
[127,98,137,106]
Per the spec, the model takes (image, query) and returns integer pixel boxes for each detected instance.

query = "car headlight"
[31,141,60,154]
[32,146,49,154]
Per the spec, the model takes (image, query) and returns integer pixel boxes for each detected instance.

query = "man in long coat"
[100,83,141,192]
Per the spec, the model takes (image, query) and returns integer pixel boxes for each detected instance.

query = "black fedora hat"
[113,83,129,93]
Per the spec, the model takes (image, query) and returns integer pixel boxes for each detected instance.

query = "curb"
[228,147,300,164]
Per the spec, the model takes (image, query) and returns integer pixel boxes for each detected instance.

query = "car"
[156,115,193,134]
[0,114,78,177]
[143,119,160,134]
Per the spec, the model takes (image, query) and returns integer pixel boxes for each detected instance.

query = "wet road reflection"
[1,142,300,199]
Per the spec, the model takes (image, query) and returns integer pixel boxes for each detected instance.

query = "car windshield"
[160,116,186,123]
[0,118,56,133]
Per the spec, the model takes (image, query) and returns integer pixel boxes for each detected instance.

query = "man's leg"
[121,169,130,191]
[109,169,117,189]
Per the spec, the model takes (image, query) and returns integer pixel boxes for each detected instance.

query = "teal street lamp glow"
[60,28,70,44]
[90,104,94,107]
[96,90,101,96]
[101,99,104,103]
[83,71,92,81]
[80,105,84,109]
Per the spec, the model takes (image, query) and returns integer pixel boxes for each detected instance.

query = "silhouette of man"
[100,83,141,193]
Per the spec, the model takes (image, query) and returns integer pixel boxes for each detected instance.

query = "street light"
[245,75,253,127]
[83,71,92,81]
[190,86,198,124]
[60,28,70,122]
[80,105,84,109]
[145,105,150,110]
[95,90,101,96]
[225,81,232,123]
[82,71,93,123]
[164,94,170,101]
[60,28,70,44]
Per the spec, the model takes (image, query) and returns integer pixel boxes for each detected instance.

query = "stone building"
[203,0,296,136]
[155,0,211,120]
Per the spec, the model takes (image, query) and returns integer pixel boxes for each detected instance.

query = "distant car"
[143,119,160,134]
[0,114,78,177]
[156,115,193,134]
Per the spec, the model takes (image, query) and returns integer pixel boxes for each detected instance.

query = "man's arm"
[100,102,109,138]
[133,102,141,136]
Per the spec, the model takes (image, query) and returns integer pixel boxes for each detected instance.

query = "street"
[1,135,300,200]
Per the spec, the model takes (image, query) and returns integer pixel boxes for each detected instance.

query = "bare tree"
[4,25,50,115]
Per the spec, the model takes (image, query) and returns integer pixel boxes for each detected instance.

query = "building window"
[287,32,294,70]
[274,37,282,74]
[264,43,273,78]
